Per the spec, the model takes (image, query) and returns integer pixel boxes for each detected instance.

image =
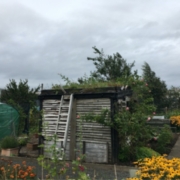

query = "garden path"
[168,133,180,159]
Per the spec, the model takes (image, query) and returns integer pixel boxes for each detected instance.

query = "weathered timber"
[69,99,77,160]
[76,98,111,163]
[84,142,108,163]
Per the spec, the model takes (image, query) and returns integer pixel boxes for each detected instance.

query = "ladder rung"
[43,130,56,132]
[44,139,64,142]
[58,122,67,124]
[56,130,65,132]
[59,113,68,116]
[44,115,58,117]
[61,105,69,107]
[55,139,65,142]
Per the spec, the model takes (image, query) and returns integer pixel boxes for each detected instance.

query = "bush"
[18,137,28,146]
[152,125,173,154]
[1,136,19,149]
[136,147,160,160]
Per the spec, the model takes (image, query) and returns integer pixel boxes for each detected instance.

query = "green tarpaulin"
[0,103,19,140]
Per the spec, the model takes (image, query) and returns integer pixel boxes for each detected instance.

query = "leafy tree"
[82,74,156,161]
[78,47,135,83]
[1,79,40,134]
[165,86,180,110]
[1,79,39,106]
[142,62,167,112]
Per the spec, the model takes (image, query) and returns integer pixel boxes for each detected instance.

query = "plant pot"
[26,143,38,150]
[34,133,39,138]
[1,147,19,156]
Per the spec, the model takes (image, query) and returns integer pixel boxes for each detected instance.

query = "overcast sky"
[0,0,180,89]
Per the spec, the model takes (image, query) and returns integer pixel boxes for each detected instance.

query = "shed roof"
[39,86,132,100]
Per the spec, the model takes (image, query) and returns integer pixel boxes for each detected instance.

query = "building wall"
[76,98,111,163]
[42,97,112,163]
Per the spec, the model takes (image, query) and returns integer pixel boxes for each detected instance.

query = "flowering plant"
[170,115,180,127]
[0,159,36,180]
[127,155,180,180]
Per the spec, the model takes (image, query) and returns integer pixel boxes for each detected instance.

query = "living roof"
[39,86,132,100]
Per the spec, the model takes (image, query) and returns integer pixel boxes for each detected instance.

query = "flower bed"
[0,158,36,180]
[127,155,180,180]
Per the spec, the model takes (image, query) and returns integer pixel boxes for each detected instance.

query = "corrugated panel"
[76,98,111,163]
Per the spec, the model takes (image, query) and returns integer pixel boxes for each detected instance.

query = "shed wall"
[76,98,111,163]
[42,97,112,163]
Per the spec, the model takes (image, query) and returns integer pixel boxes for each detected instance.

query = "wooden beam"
[69,99,77,160]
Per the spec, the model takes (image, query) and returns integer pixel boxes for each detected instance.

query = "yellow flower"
[132,156,180,180]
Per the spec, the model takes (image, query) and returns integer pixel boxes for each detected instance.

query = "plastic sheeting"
[0,103,19,140]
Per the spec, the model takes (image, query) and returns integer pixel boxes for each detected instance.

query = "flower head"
[78,165,84,171]
[147,117,151,121]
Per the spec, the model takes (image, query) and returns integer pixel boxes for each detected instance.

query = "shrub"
[153,125,173,154]
[1,136,19,149]
[18,137,28,146]
[136,147,160,160]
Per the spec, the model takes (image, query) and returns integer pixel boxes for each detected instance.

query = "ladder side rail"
[63,94,73,148]
[44,96,64,160]
[55,95,64,134]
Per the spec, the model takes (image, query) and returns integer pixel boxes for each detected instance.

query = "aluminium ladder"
[55,94,73,151]
[43,94,73,159]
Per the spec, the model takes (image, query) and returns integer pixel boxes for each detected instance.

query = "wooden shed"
[38,87,132,163]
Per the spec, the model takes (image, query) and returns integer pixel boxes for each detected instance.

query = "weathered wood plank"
[69,99,77,160]
[76,98,111,163]
[84,142,108,163]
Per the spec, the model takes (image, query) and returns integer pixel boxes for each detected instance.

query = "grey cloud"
[0,0,180,89]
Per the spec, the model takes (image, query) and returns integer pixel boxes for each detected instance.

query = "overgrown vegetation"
[1,79,40,135]
[52,47,176,162]
[80,74,160,162]
[150,125,173,154]
[135,147,160,160]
